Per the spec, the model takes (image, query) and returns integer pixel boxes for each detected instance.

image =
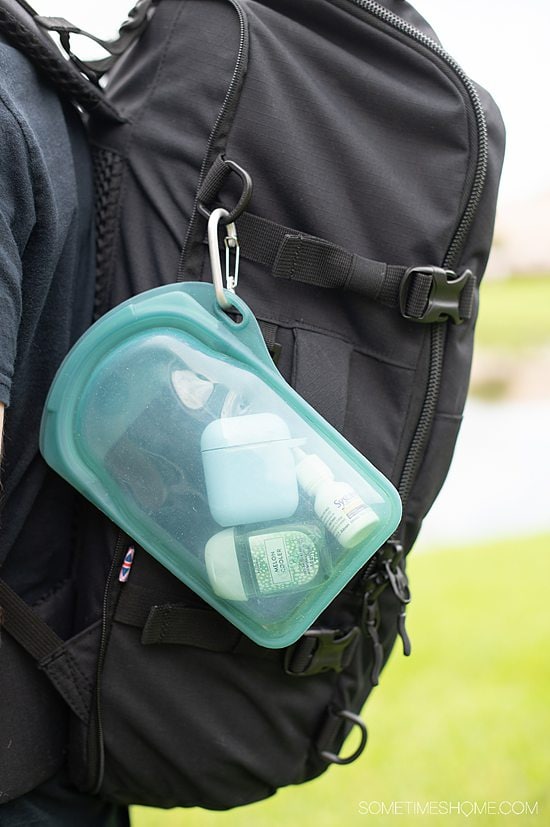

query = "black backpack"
[0,0,505,810]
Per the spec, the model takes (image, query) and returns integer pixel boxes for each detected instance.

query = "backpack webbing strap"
[114,582,360,673]
[198,155,475,323]
[0,577,63,661]
[0,578,95,722]
[117,592,283,659]
[115,583,266,653]
[232,212,476,324]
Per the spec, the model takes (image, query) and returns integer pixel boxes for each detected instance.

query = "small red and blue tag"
[118,546,135,583]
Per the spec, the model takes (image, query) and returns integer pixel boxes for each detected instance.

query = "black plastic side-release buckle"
[284,627,361,677]
[399,266,473,324]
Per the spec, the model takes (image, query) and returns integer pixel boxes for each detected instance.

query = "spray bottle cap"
[295,451,334,496]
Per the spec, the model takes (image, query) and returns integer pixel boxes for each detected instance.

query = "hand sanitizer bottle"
[205,522,330,600]
[295,451,379,549]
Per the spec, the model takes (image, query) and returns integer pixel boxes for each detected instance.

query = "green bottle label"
[249,530,320,595]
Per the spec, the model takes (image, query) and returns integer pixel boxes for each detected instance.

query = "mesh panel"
[92,145,124,319]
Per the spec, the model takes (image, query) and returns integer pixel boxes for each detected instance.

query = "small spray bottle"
[294,449,379,549]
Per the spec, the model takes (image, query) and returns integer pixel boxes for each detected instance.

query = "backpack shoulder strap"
[0,577,63,661]
[0,577,96,723]
[0,0,125,123]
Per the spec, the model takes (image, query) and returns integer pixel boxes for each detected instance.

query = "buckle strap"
[399,265,475,324]
[214,210,475,324]
[284,627,361,677]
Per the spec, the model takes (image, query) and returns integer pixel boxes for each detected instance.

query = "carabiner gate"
[207,208,240,310]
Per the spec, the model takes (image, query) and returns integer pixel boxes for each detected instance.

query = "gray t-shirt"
[0,38,95,602]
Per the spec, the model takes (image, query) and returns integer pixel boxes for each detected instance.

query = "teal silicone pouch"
[40,282,401,648]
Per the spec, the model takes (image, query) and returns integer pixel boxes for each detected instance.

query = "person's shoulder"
[0,38,38,133]
[0,36,40,97]
[0,34,62,122]
[0,34,69,176]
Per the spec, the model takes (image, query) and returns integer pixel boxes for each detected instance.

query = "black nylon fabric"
[0,580,74,802]
[6,0,505,812]
[76,0,504,809]
[89,0,244,307]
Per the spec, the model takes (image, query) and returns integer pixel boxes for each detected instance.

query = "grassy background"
[464,273,550,399]
[476,274,550,350]
[132,533,550,826]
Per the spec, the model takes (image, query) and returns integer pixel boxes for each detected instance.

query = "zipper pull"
[397,603,412,656]
[382,541,412,656]
[382,541,411,605]
[362,593,384,687]
[118,545,135,583]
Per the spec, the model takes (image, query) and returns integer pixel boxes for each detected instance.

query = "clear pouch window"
[41,283,401,647]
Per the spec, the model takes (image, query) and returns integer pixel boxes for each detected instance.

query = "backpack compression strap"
[197,155,476,325]
[233,211,476,325]
[0,574,361,677]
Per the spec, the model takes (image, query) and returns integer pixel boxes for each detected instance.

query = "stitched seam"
[289,236,302,281]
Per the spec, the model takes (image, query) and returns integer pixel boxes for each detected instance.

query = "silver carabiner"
[208,208,240,311]
[224,222,240,293]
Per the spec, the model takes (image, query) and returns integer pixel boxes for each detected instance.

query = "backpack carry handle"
[0,0,126,121]
[35,0,159,81]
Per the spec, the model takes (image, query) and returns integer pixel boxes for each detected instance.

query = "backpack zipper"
[344,0,489,508]
[90,530,129,794]
[346,0,488,667]
[177,0,248,280]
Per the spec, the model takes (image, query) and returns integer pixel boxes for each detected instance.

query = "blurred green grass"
[476,274,550,350]
[132,533,550,827]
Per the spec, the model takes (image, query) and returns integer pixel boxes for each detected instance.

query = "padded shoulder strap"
[0,0,125,122]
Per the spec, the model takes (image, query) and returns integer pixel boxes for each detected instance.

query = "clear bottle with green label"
[205,522,331,600]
